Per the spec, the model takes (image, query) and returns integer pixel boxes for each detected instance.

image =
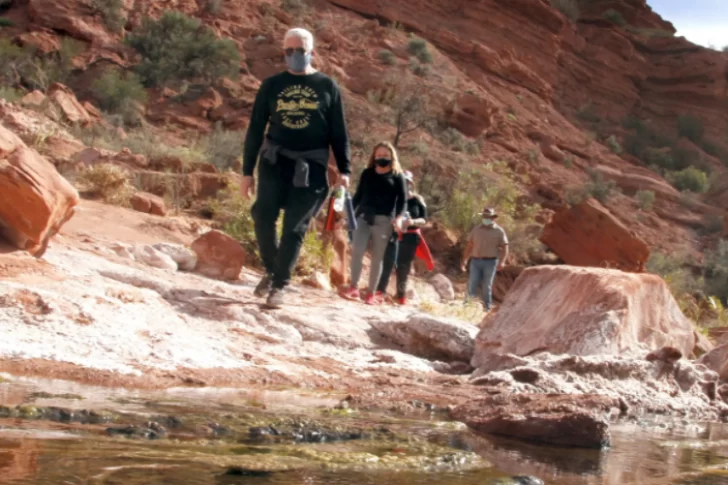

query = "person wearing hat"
[375,170,428,304]
[460,208,508,310]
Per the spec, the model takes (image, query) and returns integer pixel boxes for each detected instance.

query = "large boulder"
[699,343,728,381]
[451,393,616,449]
[539,198,649,272]
[191,230,246,280]
[0,124,78,256]
[472,265,697,369]
[371,314,478,363]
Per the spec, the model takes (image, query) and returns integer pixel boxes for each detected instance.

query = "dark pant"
[377,235,398,293]
[252,156,328,289]
[377,234,419,298]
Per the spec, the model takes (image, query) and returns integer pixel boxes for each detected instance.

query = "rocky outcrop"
[429,274,455,301]
[540,199,650,272]
[28,0,117,45]
[699,343,728,381]
[472,266,697,369]
[0,124,79,256]
[452,393,615,448]
[130,192,167,217]
[468,350,724,421]
[47,84,94,125]
[372,314,478,363]
[191,230,246,280]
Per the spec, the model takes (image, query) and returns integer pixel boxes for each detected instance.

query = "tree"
[382,74,435,147]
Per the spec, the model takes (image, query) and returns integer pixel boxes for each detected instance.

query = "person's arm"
[242,79,271,176]
[461,240,473,272]
[351,169,367,209]
[410,198,427,227]
[328,81,352,179]
[497,229,509,269]
[393,174,407,230]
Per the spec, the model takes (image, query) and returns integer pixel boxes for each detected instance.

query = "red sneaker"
[374,291,386,304]
[396,297,407,306]
[339,286,360,300]
[363,292,379,305]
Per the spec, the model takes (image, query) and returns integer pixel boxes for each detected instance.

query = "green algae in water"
[27,391,84,401]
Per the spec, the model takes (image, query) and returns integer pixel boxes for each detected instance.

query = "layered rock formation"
[472,265,700,370]
[540,198,650,271]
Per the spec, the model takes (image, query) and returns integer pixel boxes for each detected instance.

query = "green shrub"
[606,135,622,154]
[378,49,396,65]
[201,123,243,171]
[205,0,223,14]
[647,251,703,300]
[549,0,579,22]
[408,58,431,77]
[643,147,676,171]
[705,241,728,303]
[416,49,433,64]
[0,17,14,27]
[576,102,600,123]
[667,166,709,193]
[603,9,626,26]
[407,37,428,55]
[89,0,125,32]
[281,0,308,12]
[0,38,80,91]
[126,11,240,87]
[584,169,618,203]
[677,114,704,143]
[91,68,146,120]
[208,182,258,262]
[704,214,724,234]
[439,127,478,154]
[635,189,655,211]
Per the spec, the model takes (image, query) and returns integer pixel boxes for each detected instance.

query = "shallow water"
[2,375,728,485]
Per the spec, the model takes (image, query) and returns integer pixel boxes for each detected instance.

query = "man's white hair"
[284,28,314,52]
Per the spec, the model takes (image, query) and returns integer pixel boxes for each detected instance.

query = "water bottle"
[333,187,346,212]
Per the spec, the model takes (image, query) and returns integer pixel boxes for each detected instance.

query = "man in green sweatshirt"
[241,28,351,308]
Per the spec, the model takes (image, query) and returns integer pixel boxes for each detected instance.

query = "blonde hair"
[367,141,403,174]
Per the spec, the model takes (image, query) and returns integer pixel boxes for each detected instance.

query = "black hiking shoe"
[265,288,285,309]
[254,274,272,297]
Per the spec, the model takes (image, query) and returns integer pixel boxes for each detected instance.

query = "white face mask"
[482,218,494,226]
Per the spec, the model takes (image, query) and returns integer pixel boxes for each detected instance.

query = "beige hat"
[480,207,498,218]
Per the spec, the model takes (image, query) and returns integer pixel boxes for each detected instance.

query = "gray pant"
[350,215,393,292]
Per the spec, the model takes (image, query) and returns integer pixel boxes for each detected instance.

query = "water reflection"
[0,439,40,482]
[4,376,728,484]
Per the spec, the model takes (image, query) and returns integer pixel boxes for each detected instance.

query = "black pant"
[377,234,419,298]
[252,156,328,289]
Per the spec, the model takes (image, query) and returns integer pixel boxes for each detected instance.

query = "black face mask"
[374,158,392,167]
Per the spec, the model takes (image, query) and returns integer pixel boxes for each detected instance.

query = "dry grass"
[418,298,485,325]
[76,163,133,206]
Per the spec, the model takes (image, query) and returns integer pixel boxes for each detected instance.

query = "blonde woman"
[340,142,407,305]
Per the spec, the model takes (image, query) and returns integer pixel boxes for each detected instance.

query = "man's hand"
[460,262,468,273]
[339,174,350,189]
[393,216,405,233]
[240,175,255,199]
[497,262,505,271]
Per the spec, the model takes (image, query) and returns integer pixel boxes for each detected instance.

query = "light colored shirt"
[468,223,508,258]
